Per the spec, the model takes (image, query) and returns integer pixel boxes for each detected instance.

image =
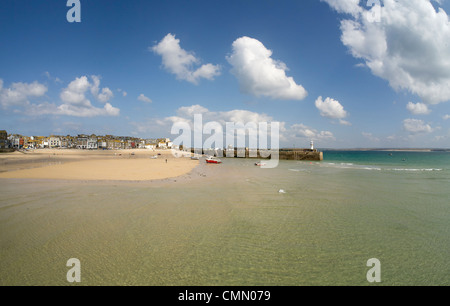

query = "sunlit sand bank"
[0,149,198,181]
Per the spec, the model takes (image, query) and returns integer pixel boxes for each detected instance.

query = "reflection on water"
[1,153,449,285]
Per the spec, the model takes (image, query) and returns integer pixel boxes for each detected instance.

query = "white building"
[87,138,98,149]
[49,137,61,148]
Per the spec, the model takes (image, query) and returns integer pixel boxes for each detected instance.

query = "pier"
[190,148,323,161]
[278,148,323,161]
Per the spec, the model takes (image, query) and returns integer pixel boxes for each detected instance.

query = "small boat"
[255,161,266,166]
[206,156,222,164]
[191,156,200,160]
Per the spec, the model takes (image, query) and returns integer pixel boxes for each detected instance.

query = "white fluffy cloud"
[291,123,335,141]
[403,118,433,134]
[90,75,114,103]
[168,104,274,127]
[0,79,47,108]
[406,102,431,115]
[315,96,350,125]
[227,36,308,101]
[27,76,120,117]
[321,0,362,17]
[60,76,91,106]
[443,114,450,120]
[315,97,345,118]
[138,94,152,103]
[176,104,209,118]
[152,33,221,84]
[56,76,119,117]
[324,0,450,104]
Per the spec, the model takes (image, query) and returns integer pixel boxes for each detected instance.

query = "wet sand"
[0,149,198,181]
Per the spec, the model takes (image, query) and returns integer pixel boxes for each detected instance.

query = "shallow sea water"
[1,151,449,285]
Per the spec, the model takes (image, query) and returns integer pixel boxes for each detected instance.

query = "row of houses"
[1,131,175,150]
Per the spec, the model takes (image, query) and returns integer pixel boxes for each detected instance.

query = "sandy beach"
[0,149,198,181]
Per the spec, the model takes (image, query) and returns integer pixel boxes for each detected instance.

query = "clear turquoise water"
[1,151,449,285]
[323,150,450,169]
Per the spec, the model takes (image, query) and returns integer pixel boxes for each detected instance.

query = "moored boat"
[206,156,222,164]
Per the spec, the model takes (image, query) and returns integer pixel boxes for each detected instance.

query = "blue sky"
[1,0,450,148]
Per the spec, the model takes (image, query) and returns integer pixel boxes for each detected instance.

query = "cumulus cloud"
[315,96,350,125]
[167,105,274,127]
[60,76,91,106]
[55,76,119,116]
[152,33,221,84]
[227,36,308,100]
[323,0,450,104]
[138,94,152,103]
[406,102,431,115]
[1,76,119,117]
[403,118,433,134]
[176,104,209,118]
[443,114,450,120]
[291,123,335,141]
[90,75,114,103]
[29,76,120,117]
[0,79,47,109]
[321,0,362,17]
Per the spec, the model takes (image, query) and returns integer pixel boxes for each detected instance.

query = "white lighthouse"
[310,140,314,151]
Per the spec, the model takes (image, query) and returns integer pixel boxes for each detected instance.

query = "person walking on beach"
[165,159,167,163]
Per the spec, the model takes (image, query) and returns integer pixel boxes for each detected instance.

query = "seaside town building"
[0,130,172,152]
[24,136,35,149]
[49,137,61,148]
[8,134,24,149]
[76,135,88,149]
[0,130,10,149]
[87,138,98,150]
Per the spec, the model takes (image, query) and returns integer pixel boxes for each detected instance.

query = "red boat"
[206,156,222,164]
